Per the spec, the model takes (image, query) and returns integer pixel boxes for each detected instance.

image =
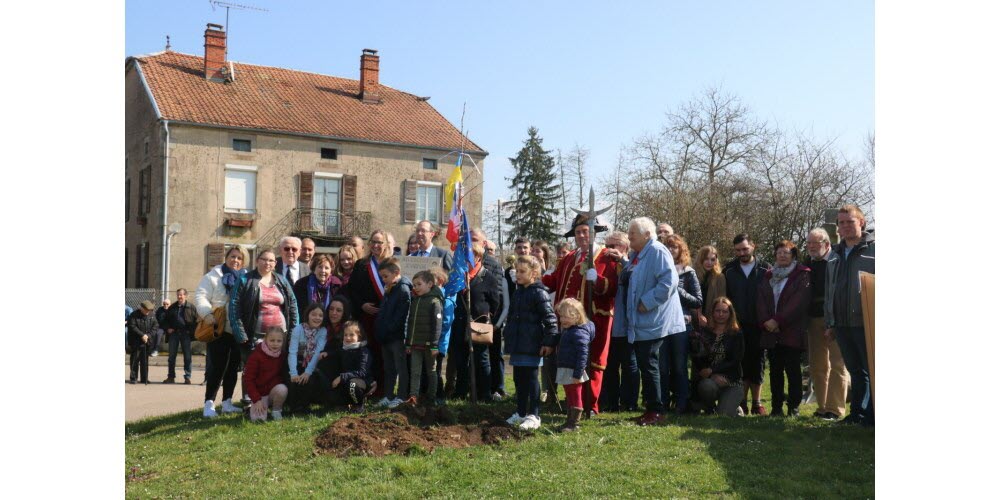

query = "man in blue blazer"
[409,220,453,271]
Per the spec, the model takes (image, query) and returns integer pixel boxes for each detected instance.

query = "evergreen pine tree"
[505,127,561,245]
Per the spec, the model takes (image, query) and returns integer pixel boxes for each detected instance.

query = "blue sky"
[126,0,873,212]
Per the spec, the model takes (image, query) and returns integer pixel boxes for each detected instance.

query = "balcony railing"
[255,208,373,251]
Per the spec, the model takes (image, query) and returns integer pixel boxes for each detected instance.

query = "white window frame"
[416,181,443,223]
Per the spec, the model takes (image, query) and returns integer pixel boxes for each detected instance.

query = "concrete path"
[124,354,243,423]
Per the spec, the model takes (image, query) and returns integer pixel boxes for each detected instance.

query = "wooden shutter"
[143,243,150,289]
[403,179,417,223]
[342,175,357,213]
[342,175,357,236]
[206,243,226,272]
[298,171,313,230]
[299,171,313,208]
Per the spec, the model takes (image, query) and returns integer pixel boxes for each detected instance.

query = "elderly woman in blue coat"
[613,217,687,426]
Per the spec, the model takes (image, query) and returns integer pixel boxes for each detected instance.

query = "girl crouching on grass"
[502,256,559,431]
[555,298,595,432]
[244,327,289,421]
[328,321,374,413]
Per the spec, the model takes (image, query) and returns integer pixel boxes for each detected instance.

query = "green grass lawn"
[125,375,874,498]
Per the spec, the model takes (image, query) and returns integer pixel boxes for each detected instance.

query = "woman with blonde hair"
[691,297,745,416]
[695,245,727,328]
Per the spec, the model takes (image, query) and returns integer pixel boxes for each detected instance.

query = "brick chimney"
[359,49,380,103]
[204,23,226,82]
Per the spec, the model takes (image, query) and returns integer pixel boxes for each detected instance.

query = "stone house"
[125,24,487,294]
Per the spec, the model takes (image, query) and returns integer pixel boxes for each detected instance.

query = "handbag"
[194,307,227,343]
[469,314,494,345]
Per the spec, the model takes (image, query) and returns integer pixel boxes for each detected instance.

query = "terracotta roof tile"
[131,51,485,154]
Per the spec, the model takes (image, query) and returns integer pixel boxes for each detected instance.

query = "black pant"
[513,366,540,417]
[323,378,367,406]
[768,344,804,412]
[167,330,193,379]
[129,342,149,382]
[633,338,665,413]
[601,336,640,411]
[204,335,241,402]
[488,333,506,394]
[741,327,766,385]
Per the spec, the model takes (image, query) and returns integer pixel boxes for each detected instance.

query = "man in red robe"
[542,214,619,417]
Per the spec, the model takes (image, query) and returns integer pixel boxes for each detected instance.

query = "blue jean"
[633,338,665,413]
[659,331,690,411]
[167,330,193,379]
[382,340,409,400]
[836,326,874,423]
[601,336,640,410]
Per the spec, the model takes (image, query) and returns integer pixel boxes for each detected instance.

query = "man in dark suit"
[408,220,453,271]
[275,235,309,284]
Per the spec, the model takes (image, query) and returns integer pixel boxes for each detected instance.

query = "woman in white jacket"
[194,246,248,418]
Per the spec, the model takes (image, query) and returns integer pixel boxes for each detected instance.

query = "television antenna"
[208,1,268,58]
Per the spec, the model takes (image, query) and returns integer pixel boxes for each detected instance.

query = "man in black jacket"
[127,301,159,384]
[723,233,771,415]
[164,288,199,384]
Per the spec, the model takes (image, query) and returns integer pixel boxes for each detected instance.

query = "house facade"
[125,24,486,294]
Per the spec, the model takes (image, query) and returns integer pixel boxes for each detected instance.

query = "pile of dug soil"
[315,404,526,458]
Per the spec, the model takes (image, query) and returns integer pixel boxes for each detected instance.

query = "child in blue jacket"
[555,298,595,432]
[502,256,559,431]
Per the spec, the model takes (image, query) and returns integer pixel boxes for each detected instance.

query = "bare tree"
[601,86,875,262]
[565,143,590,207]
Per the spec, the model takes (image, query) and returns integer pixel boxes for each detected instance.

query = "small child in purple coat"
[555,298,595,432]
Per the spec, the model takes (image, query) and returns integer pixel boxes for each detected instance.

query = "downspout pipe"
[160,120,170,297]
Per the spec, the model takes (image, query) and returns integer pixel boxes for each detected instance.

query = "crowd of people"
[125,204,875,430]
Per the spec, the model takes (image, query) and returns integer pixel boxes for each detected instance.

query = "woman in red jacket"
[244,327,289,421]
[756,240,811,417]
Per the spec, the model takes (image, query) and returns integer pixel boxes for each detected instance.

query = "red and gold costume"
[542,246,620,414]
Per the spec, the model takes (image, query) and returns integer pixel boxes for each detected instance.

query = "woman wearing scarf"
[194,245,249,418]
[293,254,342,322]
[334,245,360,288]
[756,240,811,417]
[449,243,501,401]
[343,229,395,397]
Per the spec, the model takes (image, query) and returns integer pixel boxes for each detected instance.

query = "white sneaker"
[506,413,524,426]
[151,351,159,357]
[271,410,283,421]
[220,399,241,414]
[491,392,504,402]
[386,398,404,409]
[203,400,218,418]
[519,414,541,431]
[375,397,392,407]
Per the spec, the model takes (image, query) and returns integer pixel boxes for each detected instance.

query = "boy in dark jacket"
[127,301,159,384]
[374,258,412,407]
[405,270,444,405]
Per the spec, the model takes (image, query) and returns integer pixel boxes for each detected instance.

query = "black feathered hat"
[564,213,609,238]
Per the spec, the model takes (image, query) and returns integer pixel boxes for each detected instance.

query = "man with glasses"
[275,236,307,284]
[408,220,452,270]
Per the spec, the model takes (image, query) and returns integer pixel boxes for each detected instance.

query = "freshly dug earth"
[315,405,526,458]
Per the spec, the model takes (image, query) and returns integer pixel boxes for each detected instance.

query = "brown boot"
[560,407,583,432]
